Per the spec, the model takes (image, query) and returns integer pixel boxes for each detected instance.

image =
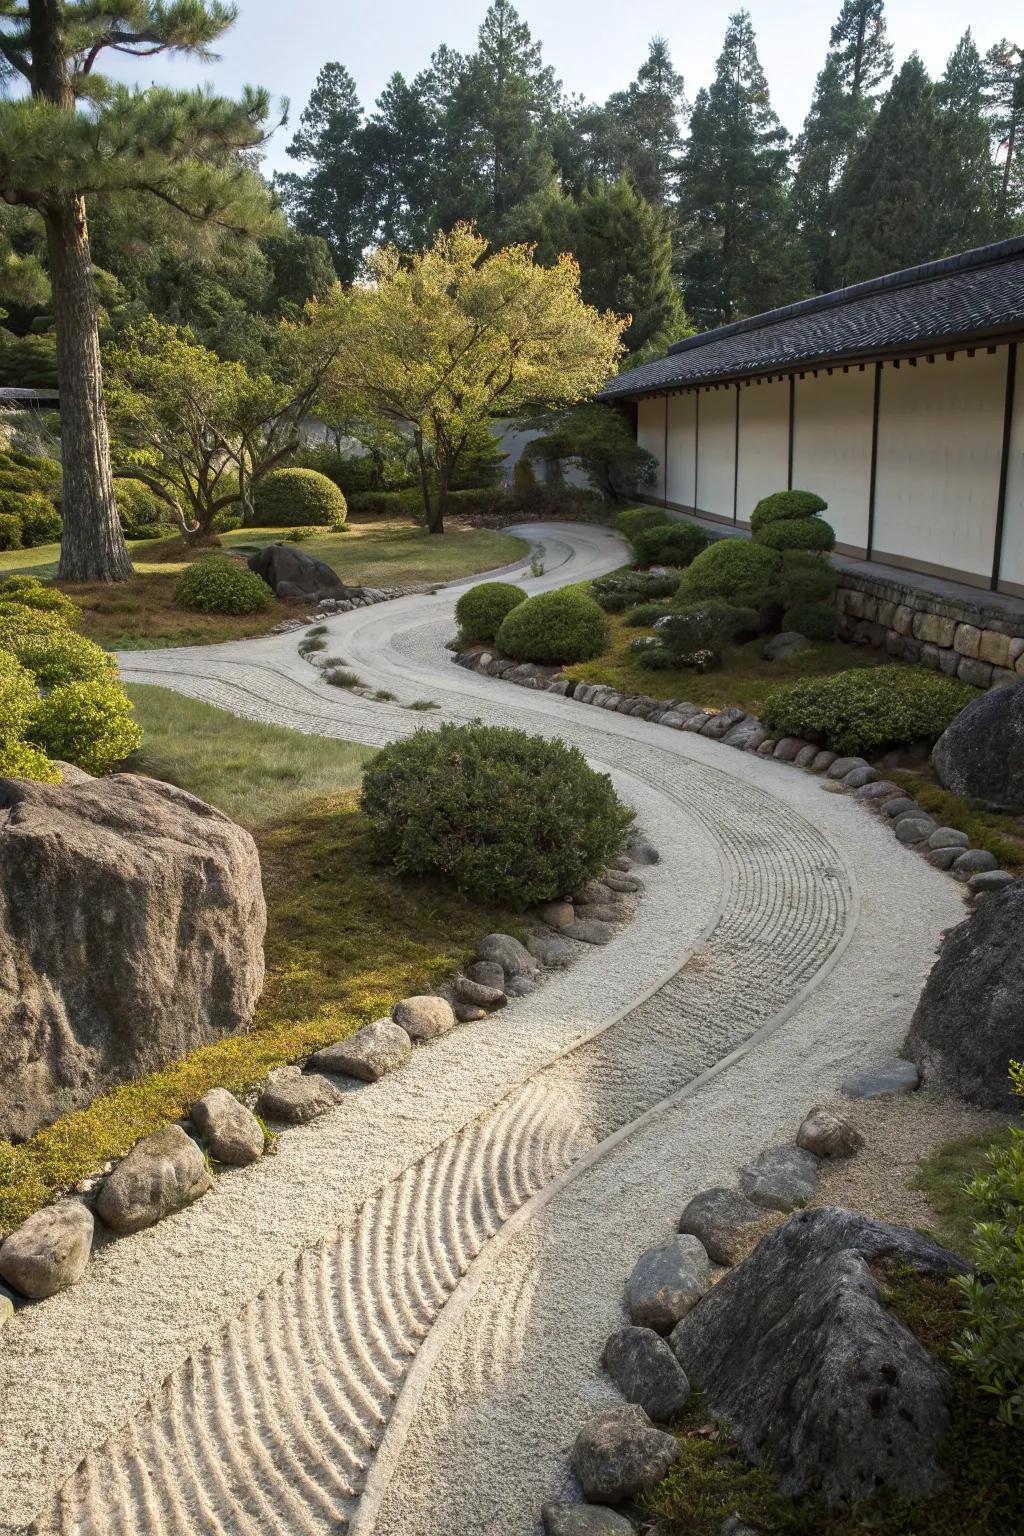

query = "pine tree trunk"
[47,197,133,582]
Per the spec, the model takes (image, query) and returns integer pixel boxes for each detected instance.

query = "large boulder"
[932,681,1024,812]
[247,543,353,602]
[669,1207,966,1504]
[570,1403,679,1504]
[0,774,266,1141]
[906,883,1024,1111]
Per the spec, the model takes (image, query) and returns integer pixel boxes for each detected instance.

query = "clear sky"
[107,0,1023,176]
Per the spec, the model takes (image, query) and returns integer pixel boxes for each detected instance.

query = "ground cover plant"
[0,687,524,1235]
[887,773,1024,871]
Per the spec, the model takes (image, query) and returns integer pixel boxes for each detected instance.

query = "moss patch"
[886,772,1024,871]
[913,1126,1018,1254]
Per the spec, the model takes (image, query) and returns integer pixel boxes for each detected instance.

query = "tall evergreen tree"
[567,179,685,353]
[936,31,997,250]
[602,38,687,207]
[276,63,370,283]
[828,0,893,98]
[678,11,803,326]
[985,40,1024,226]
[359,73,438,251]
[0,0,275,581]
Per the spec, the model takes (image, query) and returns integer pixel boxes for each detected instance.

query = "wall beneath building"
[736,377,788,525]
[637,396,666,500]
[791,367,874,555]
[696,386,736,522]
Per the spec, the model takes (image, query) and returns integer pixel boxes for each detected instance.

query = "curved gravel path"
[0,524,962,1536]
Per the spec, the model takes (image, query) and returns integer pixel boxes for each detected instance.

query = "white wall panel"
[791,367,874,554]
[874,350,1005,580]
[997,350,1024,590]
[696,387,736,521]
[637,395,666,500]
[736,378,789,525]
[665,392,697,507]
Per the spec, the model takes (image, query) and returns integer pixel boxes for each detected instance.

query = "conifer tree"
[277,63,369,284]
[602,38,687,207]
[567,179,685,353]
[985,40,1024,226]
[936,31,997,249]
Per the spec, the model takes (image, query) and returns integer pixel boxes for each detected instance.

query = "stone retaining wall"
[835,572,1024,690]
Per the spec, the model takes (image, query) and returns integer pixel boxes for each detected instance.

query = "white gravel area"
[0,523,966,1536]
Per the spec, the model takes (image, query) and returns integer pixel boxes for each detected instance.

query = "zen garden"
[3,0,1024,1533]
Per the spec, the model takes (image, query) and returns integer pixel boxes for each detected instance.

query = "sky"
[107,0,1024,177]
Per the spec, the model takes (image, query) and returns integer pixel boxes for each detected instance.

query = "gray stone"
[541,1504,635,1536]
[882,796,919,819]
[951,848,999,880]
[854,779,903,804]
[957,656,993,689]
[563,918,615,945]
[659,711,685,729]
[0,1200,94,1299]
[771,736,806,762]
[539,900,575,929]
[525,929,576,969]
[894,816,936,845]
[454,1002,487,1022]
[841,1060,920,1099]
[392,994,457,1040]
[256,1066,344,1125]
[668,1208,964,1504]
[906,883,1024,1111]
[0,774,266,1142]
[477,932,540,977]
[810,750,837,773]
[720,1519,762,1536]
[247,543,347,601]
[466,960,505,990]
[702,707,747,741]
[310,1019,412,1083]
[796,1106,864,1159]
[455,975,507,1009]
[739,1145,820,1212]
[0,1290,12,1330]
[683,712,713,733]
[190,1087,264,1165]
[626,832,659,865]
[763,632,810,661]
[570,1404,679,1505]
[826,756,869,780]
[505,973,537,997]
[927,827,970,850]
[756,739,778,756]
[602,1325,691,1422]
[603,870,644,894]
[969,870,1014,894]
[794,744,820,768]
[574,901,625,926]
[927,846,961,870]
[625,1234,711,1332]
[843,766,877,788]
[678,1186,768,1267]
[96,1125,212,1235]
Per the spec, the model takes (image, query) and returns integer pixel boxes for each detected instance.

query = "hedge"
[252,468,348,528]
[496,589,608,664]
[0,576,80,623]
[455,581,527,642]
[174,557,274,615]
[782,601,839,640]
[631,521,710,569]
[762,665,976,755]
[614,506,671,542]
[680,538,780,602]
[27,678,142,776]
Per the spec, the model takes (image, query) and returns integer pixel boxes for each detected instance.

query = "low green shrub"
[0,576,79,623]
[8,629,114,688]
[615,506,670,542]
[777,550,836,608]
[361,722,633,908]
[762,665,976,754]
[0,649,39,740]
[27,677,142,776]
[749,488,828,533]
[631,521,710,569]
[252,467,348,528]
[623,602,676,627]
[16,493,62,547]
[657,599,760,667]
[513,457,537,493]
[782,600,839,640]
[631,637,677,670]
[0,737,60,781]
[496,589,608,664]
[455,581,527,642]
[0,602,68,641]
[115,481,167,539]
[591,570,681,613]
[174,557,274,615]
[680,538,779,603]
[756,516,835,552]
[0,512,22,550]
[347,488,425,518]
[211,508,243,533]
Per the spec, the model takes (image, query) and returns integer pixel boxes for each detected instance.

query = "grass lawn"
[0,686,521,1235]
[0,520,527,651]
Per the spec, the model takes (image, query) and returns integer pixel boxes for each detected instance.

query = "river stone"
[906,883,1024,1111]
[571,1404,679,1505]
[843,765,877,789]
[256,1066,344,1124]
[603,870,644,894]
[721,1519,762,1536]
[625,1234,711,1331]
[564,918,615,945]
[739,1145,820,1212]
[392,994,457,1040]
[841,1060,920,1099]
[951,848,999,880]
[854,779,903,804]
[96,1126,212,1235]
[969,869,1014,894]
[678,1186,768,1267]
[466,960,505,989]
[826,756,869,780]
[310,1019,412,1083]
[190,1087,264,1165]
[602,1325,691,1422]
[541,1503,635,1536]
[539,900,575,929]
[764,633,810,662]
[455,975,507,1009]
[703,708,747,741]
[626,832,659,865]
[810,750,837,773]
[526,929,576,969]
[0,774,266,1142]
[477,933,540,977]
[881,797,919,819]
[505,973,537,997]
[668,1208,965,1503]
[0,1200,94,1299]
[794,744,819,768]
[796,1106,864,1159]
[932,681,1024,812]
[248,542,349,601]
[927,846,961,870]
[927,827,970,850]
[0,1291,12,1330]
[894,816,936,845]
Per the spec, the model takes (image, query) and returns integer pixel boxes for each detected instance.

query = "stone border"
[451,645,1015,899]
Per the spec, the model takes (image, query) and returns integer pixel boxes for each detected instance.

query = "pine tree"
[678,11,804,326]
[828,0,893,99]
[567,179,685,353]
[985,40,1024,226]
[602,38,687,207]
[0,0,274,581]
[359,73,438,251]
[276,63,370,283]
[936,31,997,250]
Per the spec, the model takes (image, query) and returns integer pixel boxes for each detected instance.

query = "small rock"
[854,780,904,804]
[702,708,748,740]
[882,797,919,819]
[541,1503,635,1536]
[392,994,457,1040]
[455,975,507,1009]
[843,766,877,789]
[602,1325,691,1422]
[927,846,961,870]
[539,900,575,929]
[505,973,536,997]
[763,633,810,662]
[477,933,540,977]
[526,929,576,969]
[626,832,659,866]
[190,1087,265,1165]
[794,744,819,768]
[968,870,1014,893]
[454,1002,487,1022]
[256,1066,344,1125]
[625,1234,710,1332]
[810,750,836,772]
[574,901,626,925]
[721,1518,762,1536]
[895,817,936,845]
[796,1106,864,1159]
[0,1201,94,1299]
[571,1404,679,1505]
[739,1145,820,1212]
[927,827,970,850]
[841,1060,920,1099]
[826,756,869,779]
[602,870,644,894]
[310,1019,412,1083]
[678,1186,768,1267]
[772,736,806,762]
[466,960,505,989]
[952,849,999,880]
[563,918,615,945]
[96,1125,212,1235]
[0,1290,13,1330]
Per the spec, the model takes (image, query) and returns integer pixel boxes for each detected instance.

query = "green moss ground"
[885,772,1024,871]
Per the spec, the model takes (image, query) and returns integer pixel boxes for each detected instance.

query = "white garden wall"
[791,367,874,555]
[637,397,666,500]
[695,386,736,522]
[665,392,697,509]
[736,377,788,526]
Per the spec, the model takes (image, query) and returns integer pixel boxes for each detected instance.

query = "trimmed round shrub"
[680,538,780,603]
[0,512,23,550]
[631,637,677,670]
[778,550,836,608]
[782,601,839,641]
[762,665,976,755]
[252,468,348,528]
[0,575,79,623]
[749,489,828,533]
[496,589,608,664]
[631,521,710,569]
[115,481,167,539]
[16,493,62,547]
[361,722,633,909]
[174,557,274,615]
[615,506,672,542]
[756,515,835,553]
[455,581,527,642]
[27,677,142,775]
[591,570,680,613]
[7,629,114,688]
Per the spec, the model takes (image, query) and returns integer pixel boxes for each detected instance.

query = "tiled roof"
[601,238,1024,399]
